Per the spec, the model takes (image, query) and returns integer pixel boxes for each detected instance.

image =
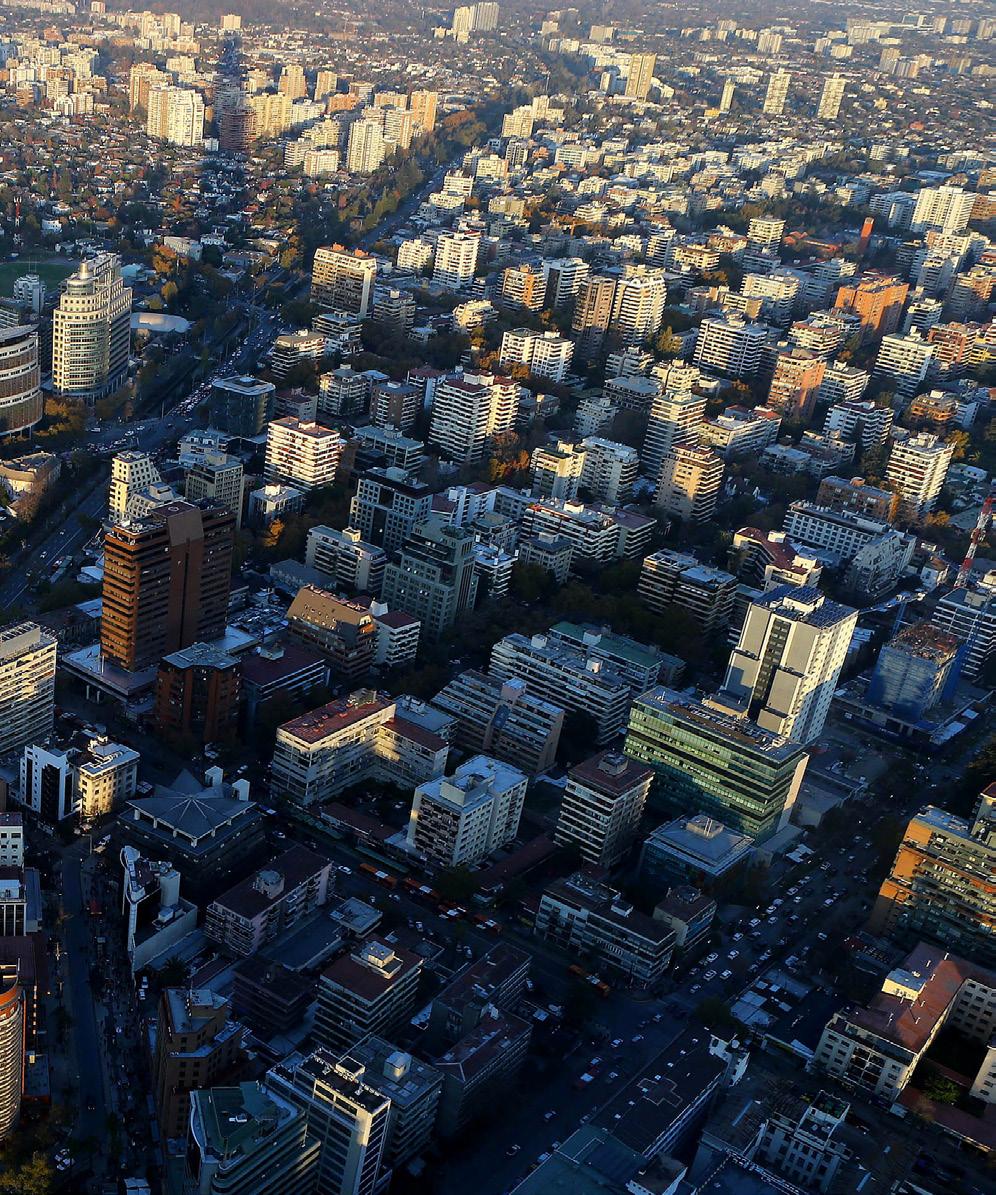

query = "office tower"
[267,1050,391,1195]
[572,274,618,360]
[719,79,735,112]
[885,432,954,520]
[625,687,808,840]
[346,118,386,173]
[0,980,22,1140]
[638,549,737,633]
[432,670,562,776]
[870,789,995,965]
[76,738,139,820]
[428,370,518,464]
[19,744,77,822]
[101,501,235,673]
[209,375,275,437]
[720,585,857,744]
[931,572,996,681]
[911,185,976,235]
[406,755,527,866]
[817,73,846,119]
[264,418,343,492]
[316,940,422,1052]
[625,52,656,100]
[655,444,724,524]
[488,632,632,745]
[109,451,170,520]
[642,389,706,481]
[766,349,827,422]
[380,520,478,639]
[499,329,573,382]
[762,70,791,115]
[432,232,479,289]
[529,440,585,501]
[833,274,909,339]
[349,467,432,555]
[52,253,132,403]
[408,89,438,131]
[187,1082,320,1195]
[305,525,387,595]
[866,622,959,722]
[0,623,56,758]
[555,750,653,869]
[311,245,377,318]
[153,988,245,1145]
[0,327,41,437]
[693,316,768,378]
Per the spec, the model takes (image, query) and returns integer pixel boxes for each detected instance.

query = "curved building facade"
[52,253,132,403]
[0,979,23,1139]
[0,326,42,436]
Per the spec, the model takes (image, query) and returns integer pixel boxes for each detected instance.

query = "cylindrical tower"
[0,978,23,1139]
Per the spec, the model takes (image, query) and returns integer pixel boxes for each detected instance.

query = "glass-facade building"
[624,686,809,841]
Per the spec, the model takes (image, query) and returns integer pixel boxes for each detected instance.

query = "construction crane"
[955,485,996,589]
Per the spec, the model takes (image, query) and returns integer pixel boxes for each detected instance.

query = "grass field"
[0,256,78,298]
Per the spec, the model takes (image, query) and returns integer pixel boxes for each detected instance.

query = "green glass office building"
[624,686,809,841]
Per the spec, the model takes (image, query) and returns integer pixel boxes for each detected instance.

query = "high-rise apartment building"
[346,118,386,173]
[147,85,205,145]
[642,389,706,481]
[101,501,235,672]
[529,440,585,502]
[0,980,22,1141]
[833,274,909,339]
[693,316,769,378]
[428,371,518,464]
[869,788,995,966]
[625,52,656,100]
[109,451,171,520]
[765,348,827,422]
[579,437,640,504]
[153,988,245,1145]
[885,431,954,519]
[408,89,438,132]
[719,79,735,112]
[380,520,479,639]
[816,73,846,119]
[432,232,479,289]
[267,1050,391,1195]
[555,751,654,869]
[52,253,132,403]
[264,418,344,492]
[77,738,139,820]
[316,940,423,1053]
[910,185,976,234]
[0,623,56,758]
[277,63,307,99]
[499,263,546,312]
[185,457,245,528]
[655,444,725,524]
[499,329,573,382]
[762,70,791,115]
[305,525,387,595]
[872,332,935,398]
[638,548,737,634]
[0,326,42,437]
[311,246,377,318]
[624,686,808,840]
[930,572,996,681]
[19,744,77,822]
[611,266,667,346]
[572,274,618,360]
[720,585,857,744]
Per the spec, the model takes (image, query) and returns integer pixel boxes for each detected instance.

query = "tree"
[695,997,737,1032]
[921,1068,960,1105]
[0,1154,55,1195]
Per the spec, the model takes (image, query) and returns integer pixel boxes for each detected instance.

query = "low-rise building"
[315,940,423,1052]
[638,549,736,633]
[640,814,754,890]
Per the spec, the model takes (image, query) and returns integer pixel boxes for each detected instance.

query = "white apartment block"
[541,257,590,307]
[642,390,706,480]
[498,329,573,382]
[693,316,769,378]
[52,253,132,403]
[885,431,954,519]
[311,246,377,319]
[530,441,585,502]
[305,525,387,595]
[397,238,434,272]
[579,438,639,504]
[346,118,387,173]
[822,399,893,450]
[108,451,170,520]
[762,70,791,114]
[931,573,996,681]
[783,501,899,563]
[873,333,935,398]
[147,85,205,145]
[0,623,56,758]
[406,755,527,866]
[817,74,846,119]
[77,739,140,820]
[817,363,870,408]
[655,444,724,524]
[721,585,857,743]
[910,185,976,235]
[611,267,667,346]
[264,418,344,492]
[698,406,781,460]
[428,371,518,463]
[432,233,479,290]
